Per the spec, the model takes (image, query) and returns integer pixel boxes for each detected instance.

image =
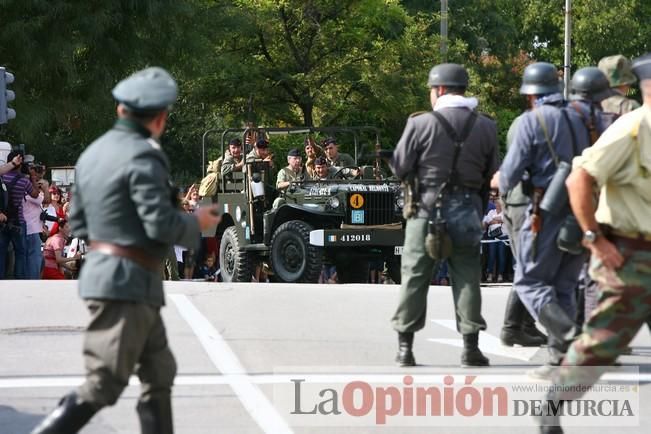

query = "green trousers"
[391,217,487,335]
[77,300,177,408]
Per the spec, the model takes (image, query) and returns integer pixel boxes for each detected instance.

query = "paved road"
[1,280,649,433]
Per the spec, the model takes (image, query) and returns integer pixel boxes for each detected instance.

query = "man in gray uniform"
[390,63,499,367]
[598,54,640,115]
[498,62,590,377]
[31,67,220,434]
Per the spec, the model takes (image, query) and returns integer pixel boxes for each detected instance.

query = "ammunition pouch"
[425,216,452,261]
[557,214,586,255]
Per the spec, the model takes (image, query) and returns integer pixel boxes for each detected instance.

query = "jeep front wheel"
[219,226,251,282]
[271,220,322,283]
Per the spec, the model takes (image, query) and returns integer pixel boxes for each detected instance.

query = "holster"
[401,175,419,220]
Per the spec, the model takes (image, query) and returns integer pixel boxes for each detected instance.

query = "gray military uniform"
[499,94,590,322]
[31,68,200,434]
[390,107,499,335]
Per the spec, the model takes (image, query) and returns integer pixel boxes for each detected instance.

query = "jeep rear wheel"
[219,226,251,282]
[271,220,322,283]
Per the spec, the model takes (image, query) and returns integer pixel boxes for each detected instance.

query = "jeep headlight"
[395,193,405,209]
[327,197,340,209]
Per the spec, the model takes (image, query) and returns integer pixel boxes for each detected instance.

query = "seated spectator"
[483,199,508,283]
[195,253,218,281]
[42,220,79,279]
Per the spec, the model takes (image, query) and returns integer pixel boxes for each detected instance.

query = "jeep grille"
[346,191,395,225]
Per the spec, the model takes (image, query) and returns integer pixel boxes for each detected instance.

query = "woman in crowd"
[483,199,509,283]
[42,220,80,279]
[44,185,66,235]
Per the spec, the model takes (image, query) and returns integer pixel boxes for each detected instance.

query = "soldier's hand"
[490,171,500,190]
[0,212,7,223]
[588,237,625,270]
[195,205,221,231]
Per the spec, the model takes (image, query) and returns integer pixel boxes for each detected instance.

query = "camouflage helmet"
[598,55,637,87]
[570,67,616,102]
[427,63,469,88]
[519,62,562,95]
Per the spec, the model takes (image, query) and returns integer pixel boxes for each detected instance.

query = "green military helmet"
[427,63,469,88]
[570,67,616,102]
[519,62,562,95]
[598,54,637,87]
[112,67,178,113]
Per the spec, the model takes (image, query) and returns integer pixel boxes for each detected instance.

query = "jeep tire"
[219,226,251,282]
[271,220,322,283]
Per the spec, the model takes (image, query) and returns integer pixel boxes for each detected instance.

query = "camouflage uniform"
[598,54,641,115]
[540,54,651,433]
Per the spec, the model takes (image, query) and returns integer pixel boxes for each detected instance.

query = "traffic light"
[0,67,16,125]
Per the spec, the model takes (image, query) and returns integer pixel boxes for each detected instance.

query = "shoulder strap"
[533,108,561,168]
[569,102,598,145]
[431,110,478,188]
[560,108,579,157]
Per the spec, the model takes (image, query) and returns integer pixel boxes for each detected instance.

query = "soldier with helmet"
[389,63,499,367]
[31,67,220,434]
[598,54,641,115]
[497,62,591,379]
[538,52,651,434]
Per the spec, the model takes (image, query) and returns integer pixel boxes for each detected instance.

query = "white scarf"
[433,94,478,111]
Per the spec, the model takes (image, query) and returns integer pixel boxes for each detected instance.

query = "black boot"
[461,333,489,367]
[500,290,547,347]
[395,332,415,367]
[30,392,98,434]
[522,310,548,342]
[537,390,565,434]
[137,396,174,434]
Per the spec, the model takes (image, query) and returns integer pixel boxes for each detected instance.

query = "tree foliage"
[0,0,648,181]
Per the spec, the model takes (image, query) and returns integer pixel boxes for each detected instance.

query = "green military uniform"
[221,150,243,176]
[32,67,198,434]
[326,152,355,168]
[389,64,499,368]
[600,90,640,115]
[276,166,305,189]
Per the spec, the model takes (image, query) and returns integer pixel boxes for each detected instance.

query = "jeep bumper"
[309,228,404,247]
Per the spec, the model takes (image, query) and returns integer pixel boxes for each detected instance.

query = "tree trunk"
[301,102,314,127]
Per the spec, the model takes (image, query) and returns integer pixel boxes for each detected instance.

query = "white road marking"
[429,319,541,361]
[1,372,650,389]
[168,294,293,434]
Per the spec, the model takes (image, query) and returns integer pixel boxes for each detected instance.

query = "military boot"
[137,396,174,434]
[461,333,490,367]
[537,390,565,434]
[30,392,98,434]
[395,332,416,367]
[500,290,547,347]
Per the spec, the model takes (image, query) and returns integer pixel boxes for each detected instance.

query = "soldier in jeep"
[221,138,244,176]
[310,156,336,180]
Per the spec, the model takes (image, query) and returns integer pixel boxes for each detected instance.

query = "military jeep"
[210,126,404,284]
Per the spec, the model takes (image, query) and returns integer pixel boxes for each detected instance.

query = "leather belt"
[89,241,162,272]
[603,227,651,250]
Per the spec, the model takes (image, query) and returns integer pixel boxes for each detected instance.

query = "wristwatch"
[583,229,600,244]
